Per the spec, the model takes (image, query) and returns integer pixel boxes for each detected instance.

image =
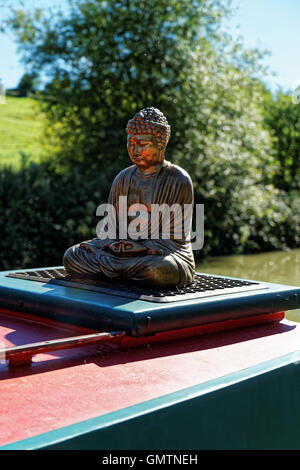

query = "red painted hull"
[0,306,297,447]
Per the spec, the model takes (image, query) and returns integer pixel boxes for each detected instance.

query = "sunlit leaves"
[5,0,299,256]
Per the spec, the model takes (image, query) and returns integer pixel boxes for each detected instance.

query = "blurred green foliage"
[263,90,300,191]
[16,72,38,97]
[0,0,299,269]
[8,0,240,177]
[0,160,103,270]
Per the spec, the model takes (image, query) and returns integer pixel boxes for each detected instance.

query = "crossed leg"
[63,243,180,287]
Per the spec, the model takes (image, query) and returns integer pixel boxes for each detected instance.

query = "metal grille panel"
[6,268,267,303]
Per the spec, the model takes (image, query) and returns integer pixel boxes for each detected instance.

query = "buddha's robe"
[63,161,195,287]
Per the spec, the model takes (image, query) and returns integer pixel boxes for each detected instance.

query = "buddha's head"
[126,107,170,173]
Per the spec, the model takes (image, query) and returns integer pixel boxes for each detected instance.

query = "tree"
[7,1,261,171]
[264,90,300,191]
[6,0,298,256]
[16,71,38,97]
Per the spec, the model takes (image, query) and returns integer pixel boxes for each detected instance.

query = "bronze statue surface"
[63,107,195,287]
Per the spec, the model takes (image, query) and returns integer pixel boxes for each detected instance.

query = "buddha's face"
[127,134,163,173]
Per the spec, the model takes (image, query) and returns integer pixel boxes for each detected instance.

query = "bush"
[263,91,300,192]
[2,1,299,265]
[0,160,109,270]
[1,158,299,270]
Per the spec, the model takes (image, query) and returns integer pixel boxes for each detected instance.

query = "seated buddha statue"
[63,107,195,287]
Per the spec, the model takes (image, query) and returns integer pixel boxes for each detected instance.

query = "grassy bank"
[0,96,45,168]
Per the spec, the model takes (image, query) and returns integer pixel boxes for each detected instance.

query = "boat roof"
[0,308,300,448]
[1,267,300,335]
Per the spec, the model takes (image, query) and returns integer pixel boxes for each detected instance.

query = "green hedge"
[0,161,109,270]
[197,184,300,257]
[0,161,299,270]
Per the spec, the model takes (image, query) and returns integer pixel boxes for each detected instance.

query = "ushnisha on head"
[126,108,171,174]
[126,107,171,151]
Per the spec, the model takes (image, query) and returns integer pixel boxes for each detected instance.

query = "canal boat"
[1,266,300,450]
